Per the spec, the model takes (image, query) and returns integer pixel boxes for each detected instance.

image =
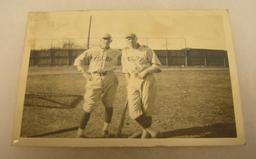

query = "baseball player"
[121,33,162,138]
[74,33,121,138]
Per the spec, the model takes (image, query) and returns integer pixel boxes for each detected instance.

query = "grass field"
[21,67,236,138]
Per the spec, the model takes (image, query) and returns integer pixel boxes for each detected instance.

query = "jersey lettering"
[127,56,149,65]
[93,55,113,62]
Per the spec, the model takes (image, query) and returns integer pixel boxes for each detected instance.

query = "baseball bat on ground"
[116,101,128,137]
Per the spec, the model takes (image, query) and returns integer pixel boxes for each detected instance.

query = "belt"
[130,73,152,79]
[89,71,113,76]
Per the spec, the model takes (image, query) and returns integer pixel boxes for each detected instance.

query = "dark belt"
[90,71,113,76]
[130,73,152,79]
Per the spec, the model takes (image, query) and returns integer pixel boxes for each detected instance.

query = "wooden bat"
[116,101,128,137]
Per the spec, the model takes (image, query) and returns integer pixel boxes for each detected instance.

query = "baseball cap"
[101,33,112,39]
[125,32,137,39]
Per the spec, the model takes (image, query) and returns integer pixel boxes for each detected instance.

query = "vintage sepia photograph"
[13,10,244,147]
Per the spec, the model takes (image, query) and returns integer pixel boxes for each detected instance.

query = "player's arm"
[74,50,92,80]
[105,49,122,72]
[142,64,161,74]
[137,64,161,79]
[121,50,131,82]
[124,73,130,80]
[137,48,162,79]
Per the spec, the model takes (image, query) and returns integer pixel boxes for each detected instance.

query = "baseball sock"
[104,107,113,123]
[103,107,113,131]
[135,114,152,129]
[77,112,91,137]
[135,115,159,138]
[79,111,91,129]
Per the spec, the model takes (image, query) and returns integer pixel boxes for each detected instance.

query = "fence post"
[185,50,188,67]
[68,49,72,65]
[166,51,169,66]
[165,39,168,66]
[50,49,55,65]
[32,51,38,66]
[204,53,207,67]
[223,54,226,67]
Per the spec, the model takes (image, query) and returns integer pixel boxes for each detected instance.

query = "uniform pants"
[127,74,156,119]
[83,73,118,112]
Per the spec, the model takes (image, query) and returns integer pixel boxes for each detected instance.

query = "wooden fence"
[29,48,228,67]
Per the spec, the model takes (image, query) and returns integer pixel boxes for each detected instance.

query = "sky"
[27,10,226,50]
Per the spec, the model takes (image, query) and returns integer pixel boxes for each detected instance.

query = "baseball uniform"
[121,44,161,119]
[74,46,121,112]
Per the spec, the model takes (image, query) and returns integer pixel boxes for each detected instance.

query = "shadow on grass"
[160,122,237,138]
[24,93,83,109]
[122,122,237,138]
[27,122,237,138]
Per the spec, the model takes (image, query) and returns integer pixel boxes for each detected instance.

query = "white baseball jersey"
[74,46,121,112]
[121,45,161,74]
[121,44,161,119]
[74,47,121,73]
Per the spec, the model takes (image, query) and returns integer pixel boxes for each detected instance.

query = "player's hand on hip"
[137,71,147,79]
[83,72,93,81]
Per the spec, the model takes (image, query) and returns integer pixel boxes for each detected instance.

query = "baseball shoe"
[76,134,88,138]
[102,130,110,138]
[146,128,161,138]
[76,128,87,138]
[141,130,150,138]
[150,131,161,138]
[128,131,142,138]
